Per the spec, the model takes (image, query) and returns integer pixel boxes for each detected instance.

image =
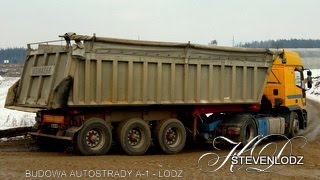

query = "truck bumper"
[29,132,73,141]
[29,126,82,141]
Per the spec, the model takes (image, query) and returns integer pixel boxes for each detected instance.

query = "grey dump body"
[5,33,274,112]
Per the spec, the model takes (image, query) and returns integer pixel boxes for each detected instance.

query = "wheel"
[75,118,112,155]
[155,118,186,154]
[117,118,151,155]
[286,112,299,137]
[239,116,257,146]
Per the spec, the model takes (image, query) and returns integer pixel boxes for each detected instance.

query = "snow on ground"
[0,76,35,130]
[307,69,320,103]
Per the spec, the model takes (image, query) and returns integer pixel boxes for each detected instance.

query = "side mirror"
[307,70,312,76]
[307,70,312,89]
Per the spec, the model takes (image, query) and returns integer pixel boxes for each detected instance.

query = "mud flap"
[49,76,73,109]
[65,126,83,140]
[5,79,19,107]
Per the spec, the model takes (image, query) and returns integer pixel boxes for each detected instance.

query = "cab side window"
[294,71,304,89]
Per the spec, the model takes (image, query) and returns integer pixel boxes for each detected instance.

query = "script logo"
[197,135,307,173]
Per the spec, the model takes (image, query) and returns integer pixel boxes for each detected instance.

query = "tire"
[75,118,112,155]
[239,116,258,146]
[117,118,151,155]
[285,112,299,138]
[155,118,186,154]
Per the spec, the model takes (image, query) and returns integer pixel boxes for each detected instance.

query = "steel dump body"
[6,35,273,112]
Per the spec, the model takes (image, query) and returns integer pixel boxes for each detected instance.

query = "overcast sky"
[0,0,319,48]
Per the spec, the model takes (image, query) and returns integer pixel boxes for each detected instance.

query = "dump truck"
[5,33,312,155]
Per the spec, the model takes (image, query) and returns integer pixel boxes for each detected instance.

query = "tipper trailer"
[5,33,312,155]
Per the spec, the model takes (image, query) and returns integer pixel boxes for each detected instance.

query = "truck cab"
[263,50,312,135]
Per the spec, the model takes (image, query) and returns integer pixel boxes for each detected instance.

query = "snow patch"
[0,77,35,130]
[307,69,320,103]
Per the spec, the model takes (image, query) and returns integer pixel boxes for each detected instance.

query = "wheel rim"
[85,129,105,150]
[127,128,143,147]
[165,127,181,147]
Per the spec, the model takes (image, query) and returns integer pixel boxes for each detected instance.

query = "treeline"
[238,39,320,48]
[0,47,26,64]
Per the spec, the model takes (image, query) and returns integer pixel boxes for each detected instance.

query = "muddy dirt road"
[0,99,319,180]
